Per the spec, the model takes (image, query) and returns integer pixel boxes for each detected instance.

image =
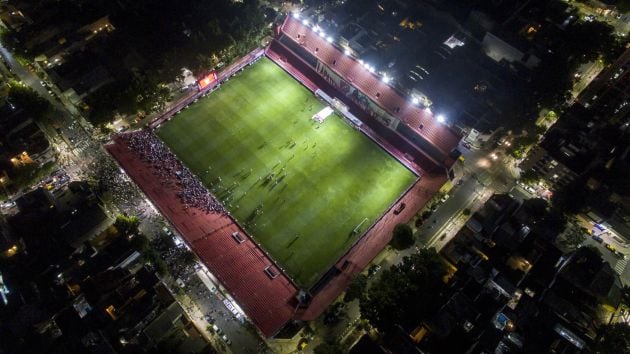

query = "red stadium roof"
[280,16,460,163]
[106,135,298,337]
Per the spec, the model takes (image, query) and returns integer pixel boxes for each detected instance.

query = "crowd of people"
[122,130,227,215]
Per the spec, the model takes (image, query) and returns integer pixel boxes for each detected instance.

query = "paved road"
[185,271,267,354]
[0,39,98,180]
[582,236,630,285]
[415,138,519,250]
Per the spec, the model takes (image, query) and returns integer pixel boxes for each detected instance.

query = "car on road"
[605,243,615,252]
[221,334,231,345]
[1,200,16,209]
[592,235,603,243]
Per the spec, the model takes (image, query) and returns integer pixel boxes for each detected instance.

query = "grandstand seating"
[280,16,461,166]
[268,39,442,173]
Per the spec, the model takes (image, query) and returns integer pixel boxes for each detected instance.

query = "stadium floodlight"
[293,12,300,19]
[302,19,309,26]
[368,66,375,74]
[344,49,351,56]
[412,97,420,105]
[382,75,391,84]
[319,30,326,38]
[326,36,333,43]
[436,114,446,123]
[424,107,432,115]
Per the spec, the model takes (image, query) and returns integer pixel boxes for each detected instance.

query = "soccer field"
[158,58,417,286]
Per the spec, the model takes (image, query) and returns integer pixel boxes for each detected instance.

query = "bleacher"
[267,39,443,174]
[278,16,461,168]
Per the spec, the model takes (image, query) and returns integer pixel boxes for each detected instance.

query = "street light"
[0,177,10,199]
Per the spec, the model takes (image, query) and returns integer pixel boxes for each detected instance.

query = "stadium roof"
[280,16,460,163]
[107,135,298,337]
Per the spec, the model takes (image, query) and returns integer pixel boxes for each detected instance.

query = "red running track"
[106,134,298,337]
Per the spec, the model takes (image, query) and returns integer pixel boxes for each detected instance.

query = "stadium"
[106,15,461,337]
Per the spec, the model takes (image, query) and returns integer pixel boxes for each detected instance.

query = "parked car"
[368,264,381,277]
[393,202,406,215]
[592,235,603,243]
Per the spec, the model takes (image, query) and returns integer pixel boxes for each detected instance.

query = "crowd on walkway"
[122,130,227,214]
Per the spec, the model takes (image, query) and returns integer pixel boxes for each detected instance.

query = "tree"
[360,249,446,334]
[521,197,567,240]
[462,208,471,216]
[520,169,540,185]
[566,20,623,64]
[343,274,368,303]
[591,323,630,354]
[390,223,414,250]
[622,286,630,308]
[7,80,51,119]
[114,214,140,237]
[323,302,346,325]
[552,179,590,214]
[129,233,150,252]
[617,0,630,13]
[508,135,538,158]
[143,249,168,275]
[178,250,197,268]
[559,222,586,251]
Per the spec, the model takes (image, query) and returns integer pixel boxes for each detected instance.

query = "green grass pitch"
[157,58,417,286]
